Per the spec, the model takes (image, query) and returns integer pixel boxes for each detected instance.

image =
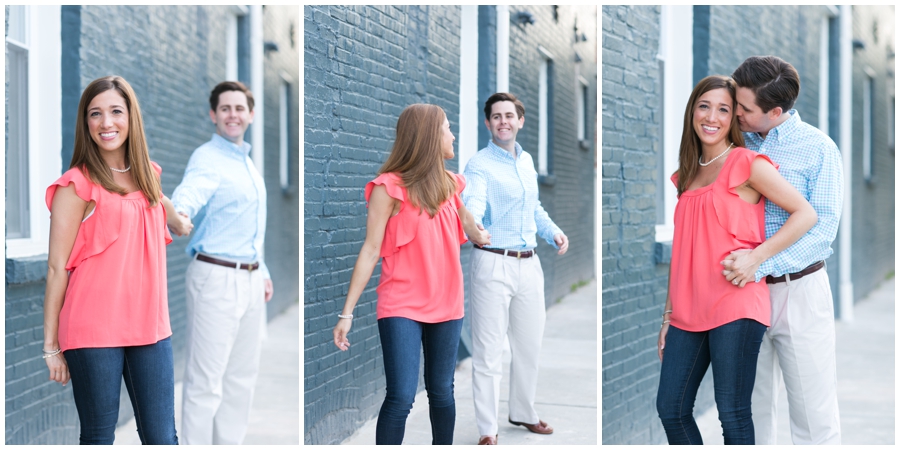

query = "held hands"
[169,212,193,237]
[45,352,70,386]
[721,249,759,288]
[554,233,569,255]
[470,223,492,248]
[333,318,351,351]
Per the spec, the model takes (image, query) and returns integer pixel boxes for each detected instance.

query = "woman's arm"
[161,195,192,237]
[44,184,87,386]
[458,203,491,247]
[333,185,397,351]
[658,263,674,362]
[726,158,818,287]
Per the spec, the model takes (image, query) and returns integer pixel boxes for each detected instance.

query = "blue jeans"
[65,337,178,445]
[656,319,767,445]
[376,317,463,445]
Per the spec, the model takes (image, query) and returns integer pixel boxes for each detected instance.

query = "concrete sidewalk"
[697,277,895,444]
[114,302,300,445]
[342,280,598,445]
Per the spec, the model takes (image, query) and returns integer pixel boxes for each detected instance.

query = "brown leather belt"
[196,254,260,272]
[765,260,824,284]
[476,247,534,259]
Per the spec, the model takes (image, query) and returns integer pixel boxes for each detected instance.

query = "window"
[226,6,248,81]
[279,77,291,190]
[656,6,693,242]
[577,75,589,143]
[863,68,875,182]
[6,5,63,258]
[537,45,554,176]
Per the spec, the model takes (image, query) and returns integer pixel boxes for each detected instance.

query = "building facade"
[5,5,299,444]
[304,5,597,444]
[601,5,894,444]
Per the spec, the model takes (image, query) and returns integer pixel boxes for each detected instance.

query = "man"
[723,56,843,444]
[171,81,273,444]
[461,92,569,445]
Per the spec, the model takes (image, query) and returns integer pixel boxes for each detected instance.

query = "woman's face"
[87,89,130,154]
[692,87,733,149]
[441,117,455,159]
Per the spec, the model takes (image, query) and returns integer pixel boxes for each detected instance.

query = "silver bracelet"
[42,348,62,359]
[337,314,353,320]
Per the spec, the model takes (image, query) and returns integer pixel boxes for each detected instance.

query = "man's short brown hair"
[731,55,800,114]
[209,81,255,111]
[484,92,525,120]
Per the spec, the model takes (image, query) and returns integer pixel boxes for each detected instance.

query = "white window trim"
[6,5,63,259]
[458,5,479,173]
[226,5,248,82]
[537,45,554,176]
[279,73,292,190]
[656,5,692,243]
[577,75,589,142]
[863,67,875,181]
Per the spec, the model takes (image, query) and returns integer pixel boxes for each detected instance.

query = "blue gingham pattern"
[743,110,843,282]
[461,140,563,250]
[172,133,269,278]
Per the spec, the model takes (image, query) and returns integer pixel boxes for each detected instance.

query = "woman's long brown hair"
[675,75,745,197]
[379,104,456,217]
[70,76,161,206]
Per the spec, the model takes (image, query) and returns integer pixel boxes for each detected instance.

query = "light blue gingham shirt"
[172,133,269,278]
[743,110,843,282]
[461,140,563,250]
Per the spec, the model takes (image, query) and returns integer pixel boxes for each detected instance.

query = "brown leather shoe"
[508,418,554,434]
[478,435,498,445]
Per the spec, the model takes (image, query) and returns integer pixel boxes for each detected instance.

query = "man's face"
[210,90,254,143]
[484,101,524,146]
[735,86,778,135]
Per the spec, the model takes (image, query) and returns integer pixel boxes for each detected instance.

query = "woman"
[43,76,191,444]
[332,104,491,445]
[655,76,818,444]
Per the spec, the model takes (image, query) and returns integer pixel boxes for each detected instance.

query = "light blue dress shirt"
[743,110,843,282]
[461,140,562,250]
[172,133,269,278]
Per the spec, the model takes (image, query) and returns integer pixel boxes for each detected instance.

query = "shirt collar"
[750,109,800,144]
[486,139,523,159]
[211,133,252,157]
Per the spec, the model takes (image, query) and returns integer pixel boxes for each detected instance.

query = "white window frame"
[458,5,479,173]
[279,73,292,190]
[863,67,875,181]
[6,5,63,259]
[537,45,554,176]
[226,6,248,81]
[577,75,589,142]
[656,5,693,243]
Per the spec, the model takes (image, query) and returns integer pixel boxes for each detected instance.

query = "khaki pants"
[752,269,841,444]
[469,249,546,436]
[181,258,265,444]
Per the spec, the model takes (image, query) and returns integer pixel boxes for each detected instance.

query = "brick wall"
[5,6,299,444]
[303,5,462,444]
[848,5,895,298]
[600,5,670,444]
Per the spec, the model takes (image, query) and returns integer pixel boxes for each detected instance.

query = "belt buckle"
[247,263,254,273]
[516,251,521,259]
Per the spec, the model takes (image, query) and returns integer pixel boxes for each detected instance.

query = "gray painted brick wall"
[5,6,299,444]
[601,6,670,444]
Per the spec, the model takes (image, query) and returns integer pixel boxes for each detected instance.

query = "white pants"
[181,258,265,445]
[752,269,841,444]
[470,249,546,436]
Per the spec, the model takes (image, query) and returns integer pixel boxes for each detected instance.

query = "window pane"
[8,5,27,44]
[280,81,290,189]
[7,46,31,239]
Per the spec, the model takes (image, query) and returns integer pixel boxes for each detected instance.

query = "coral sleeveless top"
[669,147,775,331]
[46,162,173,351]
[364,172,468,323]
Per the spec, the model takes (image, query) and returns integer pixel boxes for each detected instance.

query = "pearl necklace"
[110,165,131,173]
[698,143,734,167]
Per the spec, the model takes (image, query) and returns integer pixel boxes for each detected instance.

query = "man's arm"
[170,149,221,219]
[461,158,487,227]
[754,144,843,281]
[534,199,564,251]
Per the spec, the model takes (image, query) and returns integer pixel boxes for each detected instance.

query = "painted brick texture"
[601,6,669,444]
